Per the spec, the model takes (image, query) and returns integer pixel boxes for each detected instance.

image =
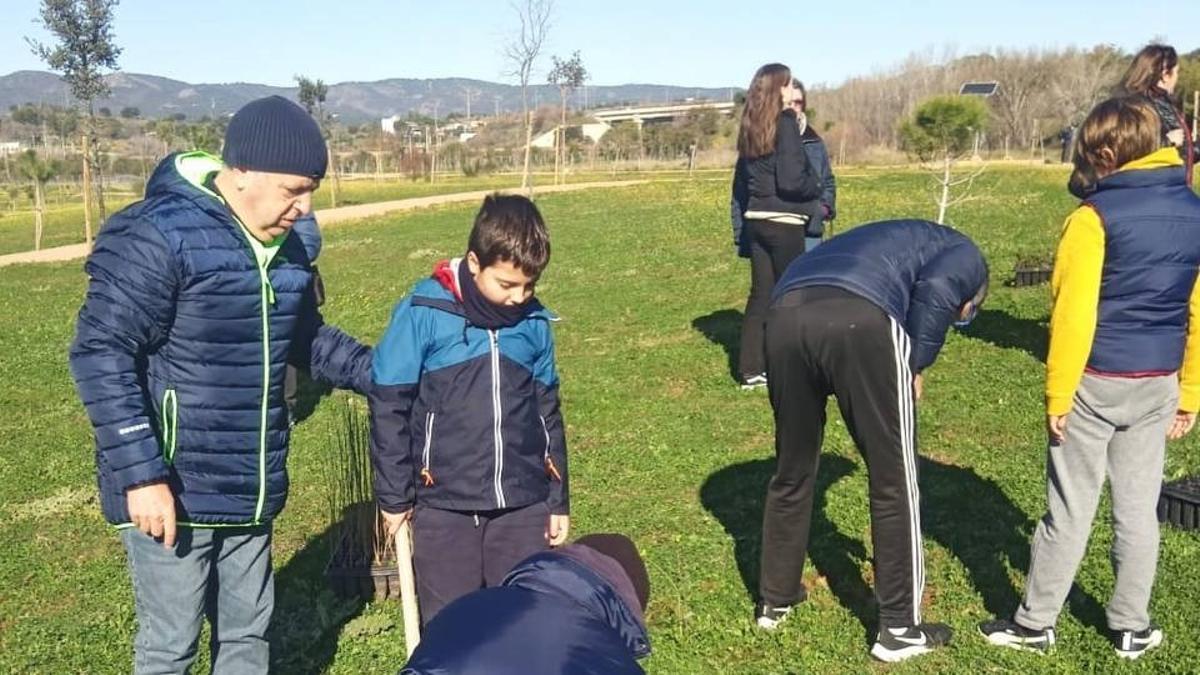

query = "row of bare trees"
[813,45,1141,161]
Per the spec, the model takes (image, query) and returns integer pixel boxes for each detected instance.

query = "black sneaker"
[1112,625,1163,660]
[979,618,1055,653]
[740,373,768,391]
[870,623,953,662]
[754,600,793,630]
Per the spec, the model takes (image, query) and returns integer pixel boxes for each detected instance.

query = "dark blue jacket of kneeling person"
[401,534,651,675]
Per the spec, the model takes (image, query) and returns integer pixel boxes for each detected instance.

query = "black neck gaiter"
[457,259,529,330]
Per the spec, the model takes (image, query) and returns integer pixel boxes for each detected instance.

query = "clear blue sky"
[2,0,1195,89]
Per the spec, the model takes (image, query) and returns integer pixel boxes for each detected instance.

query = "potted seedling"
[1011,252,1054,287]
[323,397,400,601]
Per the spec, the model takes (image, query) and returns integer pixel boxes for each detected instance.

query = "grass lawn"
[2,166,1199,673]
[0,167,727,256]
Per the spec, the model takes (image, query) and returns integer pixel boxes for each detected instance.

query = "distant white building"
[530,121,613,148]
[381,115,403,135]
[0,141,22,156]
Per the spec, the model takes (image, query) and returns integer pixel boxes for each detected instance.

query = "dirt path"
[0,179,649,269]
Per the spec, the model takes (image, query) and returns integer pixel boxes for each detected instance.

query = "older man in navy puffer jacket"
[69,96,371,673]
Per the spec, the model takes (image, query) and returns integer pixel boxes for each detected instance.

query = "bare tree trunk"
[81,132,93,248]
[425,126,432,183]
[1193,90,1198,138]
[327,140,340,208]
[558,90,567,185]
[635,119,644,172]
[93,151,108,221]
[521,107,533,191]
[937,153,951,224]
[33,180,45,251]
[433,117,440,184]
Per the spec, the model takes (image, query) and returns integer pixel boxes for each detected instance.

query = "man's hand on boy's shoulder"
[547,514,570,547]
[380,507,413,537]
[1168,410,1197,441]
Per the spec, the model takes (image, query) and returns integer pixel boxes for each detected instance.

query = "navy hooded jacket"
[772,219,988,372]
[69,152,372,526]
[369,259,568,515]
[401,549,651,675]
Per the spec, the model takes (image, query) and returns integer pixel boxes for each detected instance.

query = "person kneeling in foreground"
[756,219,988,663]
[401,534,651,675]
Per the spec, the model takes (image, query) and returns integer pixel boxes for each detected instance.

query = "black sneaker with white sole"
[740,373,768,391]
[979,618,1055,653]
[1112,625,1163,660]
[754,601,793,630]
[870,623,953,662]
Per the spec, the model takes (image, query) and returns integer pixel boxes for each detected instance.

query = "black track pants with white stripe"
[758,286,925,628]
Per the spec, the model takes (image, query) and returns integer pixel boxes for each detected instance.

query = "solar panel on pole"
[959,81,999,97]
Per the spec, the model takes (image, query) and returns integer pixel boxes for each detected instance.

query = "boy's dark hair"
[468,194,551,277]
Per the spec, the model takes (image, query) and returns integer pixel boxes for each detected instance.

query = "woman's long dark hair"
[1120,44,1179,99]
[737,63,791,158]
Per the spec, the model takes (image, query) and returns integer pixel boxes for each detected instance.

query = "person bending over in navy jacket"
[753,219,988,663]
[69,96,371,673]
[401,533,651,675]
[371,194,570,623]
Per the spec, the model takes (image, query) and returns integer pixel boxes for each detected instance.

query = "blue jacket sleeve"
[774,110,823,202]
[534,321,569,515]
[290,282,372,395]
[904,250,968,373]
[68,214,178,493]
[368,296,426,513]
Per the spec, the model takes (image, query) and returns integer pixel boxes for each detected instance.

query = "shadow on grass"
[701,452,1104,638]
[961,308,1048,364]
[692,309,743,382]
[268,525,366,673]
[701,455,875,644]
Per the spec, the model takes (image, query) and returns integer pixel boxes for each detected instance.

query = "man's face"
[234,169,320,242]
[466,252,537,306]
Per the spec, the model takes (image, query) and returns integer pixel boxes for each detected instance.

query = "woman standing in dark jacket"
[1074,45,1193,198]
[735,63,823,389]
[1121,44,1193,186]
[793,79,837,251]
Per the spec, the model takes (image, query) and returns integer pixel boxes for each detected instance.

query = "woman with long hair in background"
[734,63,823,390]
[1120,43,1194,186]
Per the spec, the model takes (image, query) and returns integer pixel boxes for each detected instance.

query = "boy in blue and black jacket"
[369,194,569,623]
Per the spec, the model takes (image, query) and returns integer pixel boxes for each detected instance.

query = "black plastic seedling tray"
[1158,476,1200,531]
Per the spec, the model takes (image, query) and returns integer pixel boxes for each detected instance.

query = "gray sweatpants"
[1015,373,1176,632]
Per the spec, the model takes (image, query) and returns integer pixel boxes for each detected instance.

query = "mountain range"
[0,70,737,123]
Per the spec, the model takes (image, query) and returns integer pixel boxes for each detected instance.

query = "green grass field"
[0,168,727,256]
[2,167,1199,673]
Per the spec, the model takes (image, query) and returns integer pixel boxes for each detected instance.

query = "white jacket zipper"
[489,330,506,508]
